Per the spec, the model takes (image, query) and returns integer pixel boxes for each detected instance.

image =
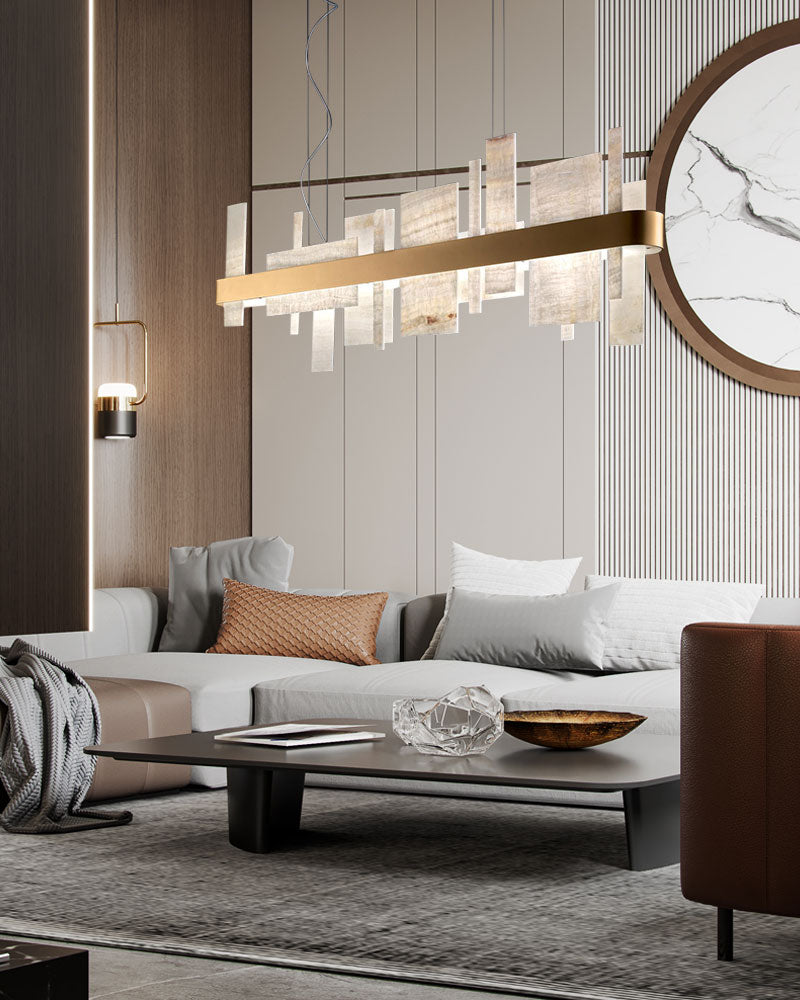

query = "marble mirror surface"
[648,20,800,395]
[666,44,800,371]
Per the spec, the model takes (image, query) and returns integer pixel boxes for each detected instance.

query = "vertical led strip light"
[217,129,665,370]
[87,0,95,628]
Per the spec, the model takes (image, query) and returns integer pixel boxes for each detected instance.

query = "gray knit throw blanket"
[0,639,132,833]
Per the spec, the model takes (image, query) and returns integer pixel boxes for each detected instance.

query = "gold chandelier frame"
[217,209,663,306]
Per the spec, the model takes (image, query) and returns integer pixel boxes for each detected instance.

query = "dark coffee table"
[0,940,88,1000]
[87,721,679,870]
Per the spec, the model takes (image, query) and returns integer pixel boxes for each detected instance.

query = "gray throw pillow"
[433,584,621,672]
[158,536,294,653]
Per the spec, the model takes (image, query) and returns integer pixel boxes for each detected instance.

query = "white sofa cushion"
[502,669,680,736]
[70,652,347,732]
[252,659,588,726]
[586,575,764,672]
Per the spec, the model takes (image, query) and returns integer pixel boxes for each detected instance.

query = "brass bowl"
[503,710,647,750]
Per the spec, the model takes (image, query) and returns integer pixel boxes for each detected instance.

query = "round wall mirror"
[647,20,800,395]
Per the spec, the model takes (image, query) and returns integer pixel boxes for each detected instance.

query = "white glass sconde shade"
[529,152,603,331]
[610,180,647,346]
[400,184,459,336]
[96,383,138,439]
[97,382,137,404]
[484,134,524,300]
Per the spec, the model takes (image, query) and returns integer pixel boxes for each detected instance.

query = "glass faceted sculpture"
[392,685,504,756]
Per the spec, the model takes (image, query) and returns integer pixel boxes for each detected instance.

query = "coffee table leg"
[226,766,305,853]
[622,779,680,870]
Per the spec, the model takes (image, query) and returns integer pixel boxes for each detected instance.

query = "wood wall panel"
[93,0,251,589]
[0,0,89,633]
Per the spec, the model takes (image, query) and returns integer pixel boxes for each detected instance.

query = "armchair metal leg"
[717,907,733,961]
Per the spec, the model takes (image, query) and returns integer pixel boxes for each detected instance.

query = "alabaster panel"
[311,308,336,373]
[529,153,603,327]
[610,181,646,346]
[485,133,522,299]
[400,185,459,336]
[266,237,359,315]
[606,126,623,299]
[224,202,248,327]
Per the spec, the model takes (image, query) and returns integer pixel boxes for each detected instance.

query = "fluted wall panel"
[598,0,800,597]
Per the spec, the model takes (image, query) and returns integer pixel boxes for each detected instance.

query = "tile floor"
[28,938,531,1000]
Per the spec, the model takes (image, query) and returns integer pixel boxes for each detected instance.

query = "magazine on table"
[214,723,386,748]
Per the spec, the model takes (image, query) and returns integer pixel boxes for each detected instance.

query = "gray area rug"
[0,787,797,1000]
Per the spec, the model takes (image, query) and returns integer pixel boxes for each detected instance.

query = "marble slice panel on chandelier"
[223,202,247,327]
[344,209,395,348]
[610,180,646,346]
[265,237,359,316]
[468,158,484,313]
[311,308,336,372]
[484,133,524,300]
[400,184,459,336]
[606,126,624,299]
[529,152,603,331]
[289,211,303,335]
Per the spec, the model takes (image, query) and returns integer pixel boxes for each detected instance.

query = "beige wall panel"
[435,295,565,592]
[564,0,597,157]
[253,0,343,191]
[343,298,418,593]
[252,188,344,588]
[344,0,417,177]
[435,0,493,167]
[505,0,564,160]
[563,324,597,579]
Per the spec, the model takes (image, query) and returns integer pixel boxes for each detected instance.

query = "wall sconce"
[94,305,148,440]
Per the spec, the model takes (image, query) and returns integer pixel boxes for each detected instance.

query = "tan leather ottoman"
[85,677,191,801]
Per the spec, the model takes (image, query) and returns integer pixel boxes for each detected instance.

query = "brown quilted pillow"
[206,579,388,665]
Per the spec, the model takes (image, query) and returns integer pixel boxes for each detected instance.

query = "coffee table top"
[87,720,678,793]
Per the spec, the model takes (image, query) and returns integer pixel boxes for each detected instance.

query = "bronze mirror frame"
[646,19,800,396]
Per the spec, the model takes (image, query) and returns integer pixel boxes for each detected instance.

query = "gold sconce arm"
[93,303,149,405]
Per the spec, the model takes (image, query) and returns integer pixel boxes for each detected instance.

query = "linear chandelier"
[217,127,664,371]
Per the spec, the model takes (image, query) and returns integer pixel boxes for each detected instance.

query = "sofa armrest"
[0,587,168,660]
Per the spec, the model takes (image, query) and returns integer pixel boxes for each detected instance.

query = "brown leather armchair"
[681,622,800,960]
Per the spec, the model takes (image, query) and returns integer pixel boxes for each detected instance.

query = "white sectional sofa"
[5,585,798,805]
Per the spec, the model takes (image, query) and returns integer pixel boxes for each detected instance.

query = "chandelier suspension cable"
[300,0,338,243]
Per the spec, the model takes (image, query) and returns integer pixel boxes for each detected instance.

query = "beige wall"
[252,0,597,593]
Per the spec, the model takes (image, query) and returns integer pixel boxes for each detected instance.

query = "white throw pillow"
[422,543,583,659]
[585,575,765,672]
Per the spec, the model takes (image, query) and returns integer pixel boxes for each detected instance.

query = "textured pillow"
[207,579,389,666]
[159,536,294,653]
[586,575,765,672]
[422,542,582,658]
[434,585,621,672]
